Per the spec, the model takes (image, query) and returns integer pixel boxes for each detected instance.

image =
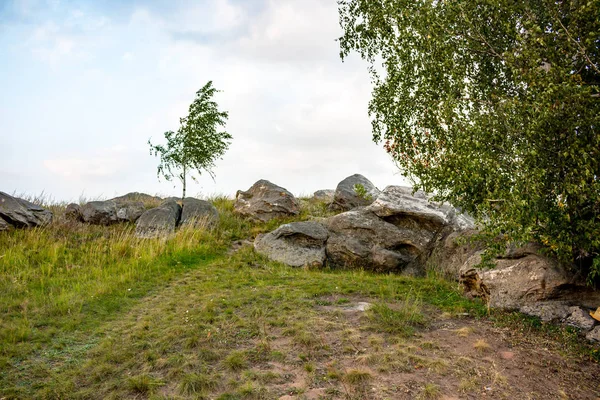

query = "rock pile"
[134,197,219,239]
[255,183,473,274]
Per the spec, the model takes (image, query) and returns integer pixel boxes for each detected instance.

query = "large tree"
[149,81,232,200]
[338,0,600,281]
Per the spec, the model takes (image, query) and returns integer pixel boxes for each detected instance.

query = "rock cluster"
[67,197,147,225]
[252,178,474,275]
[134,197,219,238]
[65,193,219,238]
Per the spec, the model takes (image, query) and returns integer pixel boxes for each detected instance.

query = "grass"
[473,338,491,353]
[367,297,427,337]
[418,383,441,399]
[342,368,372,385]
[0,195,597,398]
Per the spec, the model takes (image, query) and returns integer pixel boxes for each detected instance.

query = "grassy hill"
[0,197,598,399]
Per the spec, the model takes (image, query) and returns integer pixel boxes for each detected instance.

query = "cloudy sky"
[0,0,408,202]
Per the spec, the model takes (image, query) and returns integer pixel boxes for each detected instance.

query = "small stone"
[499,351,514,360]
[565,306,596,331]
[347,302,372,312]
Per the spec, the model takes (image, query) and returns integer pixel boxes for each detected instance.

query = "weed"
[455,327,473,337]
[368,297,426,336]
[417,383,441,399]
[126,374,164,394]
[180,372,218,395]
[224,350,248,371]
[459,376,479,393]
[342,368,372,385]
[473,339,491,353]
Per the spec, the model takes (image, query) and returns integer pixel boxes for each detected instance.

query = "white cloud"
[2,0,409,201]
[236,0,339,63]
[43,147,130,180]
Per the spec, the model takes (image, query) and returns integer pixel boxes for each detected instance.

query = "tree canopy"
[338,0,600,281]
[149,81,232,199]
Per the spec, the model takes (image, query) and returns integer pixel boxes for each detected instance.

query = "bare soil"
[241,298,600,399]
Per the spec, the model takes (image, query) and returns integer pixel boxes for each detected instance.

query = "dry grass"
[455,327,473,337]
[473,339,491,353]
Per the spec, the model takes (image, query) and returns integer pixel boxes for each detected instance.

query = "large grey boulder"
[234,180,300,222]
[331,174,380,211]
[135,200,181,238]
[458,253,578,310]
[254,221,329,268]
[180,197,219,227]
[80,196,147,225]
[367,186,475,231]
[111,194,155,223]
[325,209,429,273]
[81,200,118,225]
[0,192,53,228]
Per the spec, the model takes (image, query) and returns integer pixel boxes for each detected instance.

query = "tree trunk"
[182,165,187,201]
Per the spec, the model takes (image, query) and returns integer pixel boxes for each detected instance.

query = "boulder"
[564,307,596,331]
[313,189,335,203]
[254,221,329,268]
[427,229,483,279]
[115,201,145,223]
[331,174,380,211]
[111,192,162,204]
[458,253,575,310]
[325,209,430,273]
[180,197,219,227]
[234,180,300,222]
[519,302,571,322]
[367,186,475,231]
[65,203,83,222]
[81,200,118,225]
[0,192,53,228]
[135,200,181,238]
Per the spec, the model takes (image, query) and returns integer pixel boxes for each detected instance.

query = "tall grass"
[0,196,249,363]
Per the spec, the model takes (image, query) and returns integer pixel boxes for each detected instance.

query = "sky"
[0,0,409,202]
